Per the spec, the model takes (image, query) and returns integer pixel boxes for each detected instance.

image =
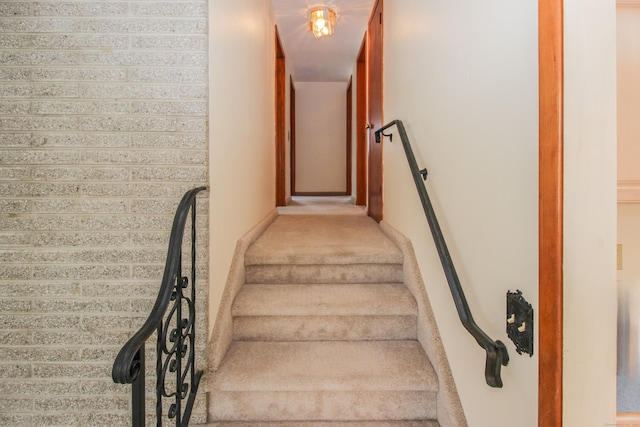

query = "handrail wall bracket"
[375,120,509,388]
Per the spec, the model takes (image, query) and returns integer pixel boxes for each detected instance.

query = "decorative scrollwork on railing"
[156,273,201,425]
[112,186,207,427]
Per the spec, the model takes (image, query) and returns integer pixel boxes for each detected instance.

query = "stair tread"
[209,341,438,392]
[200,422,440,426]
[245,215,403,266]
[232,283,417,316]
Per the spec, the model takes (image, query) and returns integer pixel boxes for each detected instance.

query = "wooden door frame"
[289,75,296,198]
[275,26,286,207]
[367,0,384,221]
[538,0,563,426]
[356,36,367,206]
[346,76,353,196]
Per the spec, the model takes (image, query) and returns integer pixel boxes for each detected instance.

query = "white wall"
[563,0,618,424]
[383,1,539,425]
[295,82,347,193]
[208,0,276,334]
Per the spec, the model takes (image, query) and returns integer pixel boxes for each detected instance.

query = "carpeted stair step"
[244,215,404,285]
[231,283,417,341]
[206,214,460,425]
[244,263,403,285]
[202,421,440,426]
[208,341,438,422]
[244,215,404,266]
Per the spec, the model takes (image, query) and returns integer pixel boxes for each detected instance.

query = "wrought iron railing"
[375,120,509,388]
[112,186,208,426]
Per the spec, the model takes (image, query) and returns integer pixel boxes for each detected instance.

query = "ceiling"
[272,0,375,83]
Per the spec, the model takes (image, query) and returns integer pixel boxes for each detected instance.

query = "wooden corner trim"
[538,0,564,426]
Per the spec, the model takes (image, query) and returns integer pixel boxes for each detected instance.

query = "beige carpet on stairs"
[205,197,466,426]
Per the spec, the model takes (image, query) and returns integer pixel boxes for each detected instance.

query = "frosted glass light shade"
[308,6,337,40]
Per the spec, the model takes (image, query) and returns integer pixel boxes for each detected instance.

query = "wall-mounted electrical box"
[506,290,534,356]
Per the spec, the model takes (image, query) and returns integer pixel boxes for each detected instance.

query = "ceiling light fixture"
[307,6,337,40]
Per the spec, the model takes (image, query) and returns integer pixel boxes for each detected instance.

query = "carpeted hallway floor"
[277,196,366,216]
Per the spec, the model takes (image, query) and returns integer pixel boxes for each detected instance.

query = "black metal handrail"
[112,186,208,426]
[375,120,509,388]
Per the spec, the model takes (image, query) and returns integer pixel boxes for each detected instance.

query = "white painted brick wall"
[0,1,209,425]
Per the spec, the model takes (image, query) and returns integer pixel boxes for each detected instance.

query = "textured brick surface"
[0,1,209,425]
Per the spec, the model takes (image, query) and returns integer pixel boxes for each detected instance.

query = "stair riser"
[233,315,417,341]
[208,390,437,422]
[245,264,403,284]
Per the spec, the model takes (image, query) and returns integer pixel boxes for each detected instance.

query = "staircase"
[206,213,463,426]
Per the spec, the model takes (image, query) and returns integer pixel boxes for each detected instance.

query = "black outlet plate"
[506,290,534,356]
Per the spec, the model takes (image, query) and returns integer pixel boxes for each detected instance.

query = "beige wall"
[208,0,276,334]
[382,1,539,425]
[294,82,348,193]
[617,5,640,202]
[563,0,618,424]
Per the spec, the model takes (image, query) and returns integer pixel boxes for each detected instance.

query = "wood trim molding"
[346,76,353,196]
[617,0,640,7]
[275,26,286,206]
[366,0,384,222]
[538,0,563,426]
[356,36,367,206]
[617,412,640,423]
[290,75,296,197]
[618,181,640,203]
